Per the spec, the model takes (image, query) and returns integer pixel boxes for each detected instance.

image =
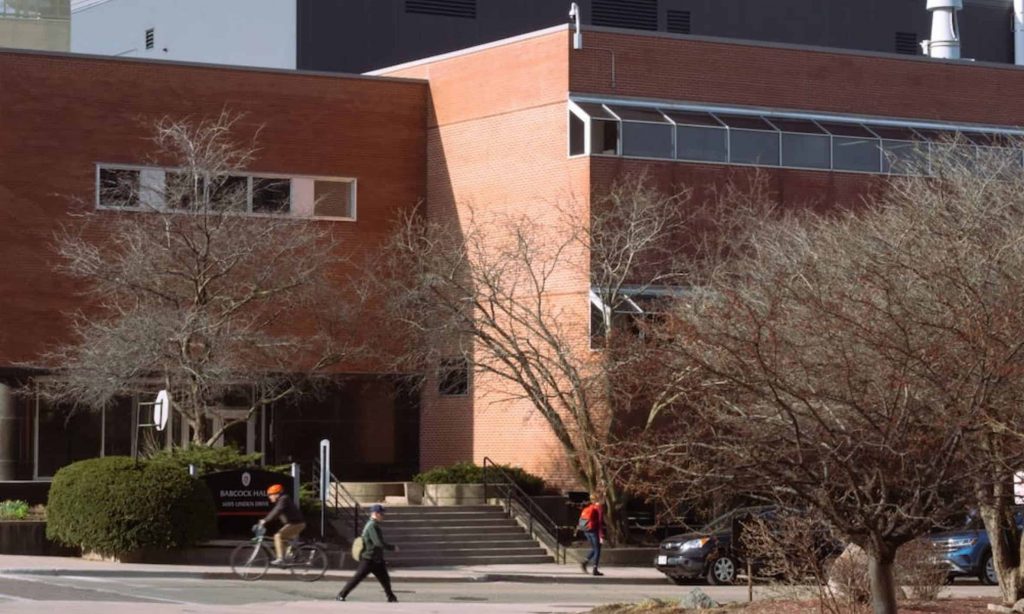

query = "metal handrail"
[312,459,364,538]
[482,456,567,564]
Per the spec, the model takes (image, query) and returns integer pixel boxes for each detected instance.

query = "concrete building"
[71,0,1019,73]
[5,16,1024,499]
[1,0,69,51]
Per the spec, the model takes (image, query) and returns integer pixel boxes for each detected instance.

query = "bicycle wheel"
[289,544,329,582]
[231,542,271,581]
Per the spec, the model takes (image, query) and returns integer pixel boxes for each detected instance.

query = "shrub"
[47,456,216,556]
[413,461,547,496]
[146,444,262,474]
[895,539,948,601]
[0,500,29,520]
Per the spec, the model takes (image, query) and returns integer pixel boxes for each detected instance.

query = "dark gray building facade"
[298,0,1016,73]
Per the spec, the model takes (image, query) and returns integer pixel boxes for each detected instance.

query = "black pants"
[339,557,396,600]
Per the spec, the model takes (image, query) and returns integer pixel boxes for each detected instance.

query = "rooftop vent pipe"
[1014,0,1024,65]
[921,0,963,59]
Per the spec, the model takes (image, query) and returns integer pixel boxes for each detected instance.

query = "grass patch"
[0,500,29,520]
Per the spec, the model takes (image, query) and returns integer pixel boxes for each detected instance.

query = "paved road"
[0,570,1002,614]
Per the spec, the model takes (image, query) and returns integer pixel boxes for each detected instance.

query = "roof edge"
[583,24,1024,73]
[0,46,429,85]
[365,23,568,76]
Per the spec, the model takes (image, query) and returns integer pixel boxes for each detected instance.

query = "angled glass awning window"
[568,97,1024,175]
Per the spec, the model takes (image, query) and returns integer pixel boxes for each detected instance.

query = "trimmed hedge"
[413,461,547,496]
[47,456,216,556]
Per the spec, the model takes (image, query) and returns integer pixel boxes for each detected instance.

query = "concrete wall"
[71,0,296,69]
[0,16,68,51]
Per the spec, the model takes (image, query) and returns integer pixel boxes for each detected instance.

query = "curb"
[0,568,668,586]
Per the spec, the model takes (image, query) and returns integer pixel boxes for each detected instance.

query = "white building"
[71,0,296,69]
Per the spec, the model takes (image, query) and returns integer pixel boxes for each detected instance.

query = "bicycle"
[230,524,330,582]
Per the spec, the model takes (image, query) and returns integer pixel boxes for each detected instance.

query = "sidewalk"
[0,554,667,585]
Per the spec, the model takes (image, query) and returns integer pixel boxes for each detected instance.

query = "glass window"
[103,396,134,457]
[98,167,140,208]
[591,119,620,155]
[676,125,727,162]
[769,118,826,134]
[251,177,290,214]
[621,122,673,158]
[730,130,780,166]
[36,399,102,478]
[715,114,776,131]
[206,175,249,212]
[782,133,830,169]
[608,106,669,123]
[833,136,882,172]
[664,110,722,127]
[164,171,200,210]
[882,140,926,175]
[438,358,469,396]
[569,112,585,156]
[575,102,616,120]
[818,122,877,138]
[313,180,354,218]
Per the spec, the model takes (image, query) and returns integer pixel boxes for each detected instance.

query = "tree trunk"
[979,500,1024,604]
[867,555,899,614]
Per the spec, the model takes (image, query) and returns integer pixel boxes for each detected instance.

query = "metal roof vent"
[921,0,962,59]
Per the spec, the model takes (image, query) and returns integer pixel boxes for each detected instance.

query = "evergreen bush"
[46,456,216,556]
[413,461,547,496]
[146,444,262,474]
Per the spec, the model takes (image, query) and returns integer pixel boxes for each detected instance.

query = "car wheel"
[980,554,998,586]
[707,555,737,585]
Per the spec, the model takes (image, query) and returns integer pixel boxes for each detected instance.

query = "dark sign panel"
[202,468,292,518]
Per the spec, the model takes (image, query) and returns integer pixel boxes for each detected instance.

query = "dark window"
[622,122,673,158]
[569,112,585,156]
[881,140,926,175]
[98,167,140,208]
[208,175,249,211]
[405,0,475,19]
[592,0,657,31]
[36,400,102,478]
[104,397,134,457]
[781,133,830,169]
[145,28,154,50]
[252,177,290,214]
[730,130,780,166]
[591,119,620,155]
[832,136,882,172]
[438,358,469,396]
[666,10,691,34]
[164,171,200,210]
[313,180,354,218]
[895,31,919,55]
[676,125,728,162]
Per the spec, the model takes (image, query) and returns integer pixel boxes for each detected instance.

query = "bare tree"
[370,174,694,542]
[38,113,353,445]
[615,140,1024,614]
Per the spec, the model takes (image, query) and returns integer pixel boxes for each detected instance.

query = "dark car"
[928,507,1024,585]
[655,506,775,585]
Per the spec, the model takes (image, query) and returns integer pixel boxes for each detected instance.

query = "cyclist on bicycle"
[258,483,306,566]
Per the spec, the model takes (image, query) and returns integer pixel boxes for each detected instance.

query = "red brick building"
[3,24,1024,494]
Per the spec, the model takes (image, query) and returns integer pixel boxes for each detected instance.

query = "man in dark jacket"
[337,504,400,602]
[259,483,306,566]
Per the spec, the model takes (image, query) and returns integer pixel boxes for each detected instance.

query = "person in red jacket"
[579,497,605,576]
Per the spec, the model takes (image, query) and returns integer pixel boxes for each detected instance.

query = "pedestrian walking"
[579,496,605,576]
[337,504,399,602]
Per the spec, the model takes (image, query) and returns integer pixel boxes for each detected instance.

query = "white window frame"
[94,164,358,221]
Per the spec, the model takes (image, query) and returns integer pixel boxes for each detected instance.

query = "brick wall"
[572,29,1024,126]
[0,50,428,371]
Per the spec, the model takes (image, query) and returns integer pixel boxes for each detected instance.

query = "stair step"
[392,546,547,556]
[383,505,500,514]
[388,554,554,567]
[385,528,528,539]
[385,519,515,529]
[374,511,510,521]
[398,540,538,551]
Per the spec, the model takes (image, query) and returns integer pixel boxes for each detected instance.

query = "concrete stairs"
[376,505,553,567]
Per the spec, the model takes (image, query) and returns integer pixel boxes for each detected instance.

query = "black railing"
[482,456,568,564]
[312,459,364,539]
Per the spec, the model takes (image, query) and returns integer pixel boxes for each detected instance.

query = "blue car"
[929,508,1024,585]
